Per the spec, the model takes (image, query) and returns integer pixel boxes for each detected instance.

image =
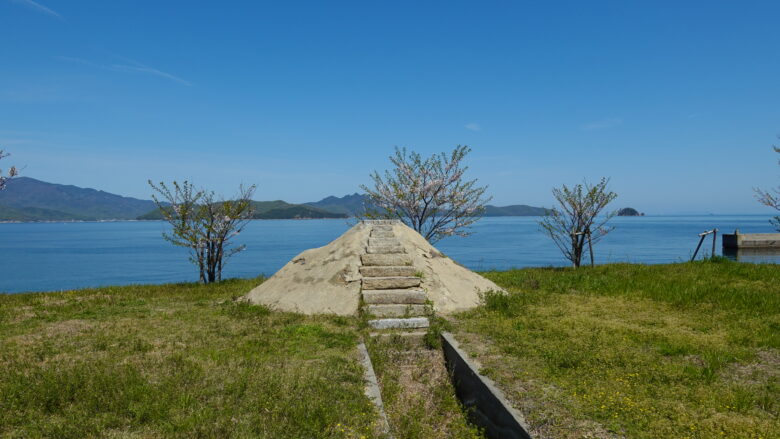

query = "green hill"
[249,200,346,219]
[0,177,157,221]
[484,204,550,216]
[137,200,347,220]
[0,205,88,222]
[305,193,371,216]
[617,207,643,216]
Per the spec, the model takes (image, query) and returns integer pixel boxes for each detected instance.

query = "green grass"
[454,260,780,439]
[6,260,776,438]
[365,336,484,439]
[0,279,379,438]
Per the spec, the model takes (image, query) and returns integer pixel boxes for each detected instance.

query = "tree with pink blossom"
[148,180,256,283]
[538,178,617,268]
[361,145,491,243]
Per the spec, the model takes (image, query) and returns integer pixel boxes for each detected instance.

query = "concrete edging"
[441,332,532,439]
[357,342,392,438]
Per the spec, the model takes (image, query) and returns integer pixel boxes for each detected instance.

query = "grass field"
[454,260,780,439]
[0,278,380,438]
[3,260,777,438]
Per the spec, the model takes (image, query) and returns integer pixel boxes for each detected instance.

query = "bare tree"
[0,149,18,190]
[754,143,780,231]
[361,145,491,243]
[148,180,256,284]
[539,178,618,268]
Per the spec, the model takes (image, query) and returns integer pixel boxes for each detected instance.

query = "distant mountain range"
[0,177,157,221]
[0,178,549,222]
[304,193,550,217]
[304,193,368,216]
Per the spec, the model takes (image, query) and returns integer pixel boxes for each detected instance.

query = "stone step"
[361,254,412,266]
[362,276,421,290]
[368,317,430,330]
[368,238,401,247]
[370,230,395,238]
[362,289,427,304]
[360,265,417,277]
[371,225,393,231]
[370,331,428,346]
[365,245,405,254]
[365,304,428,318]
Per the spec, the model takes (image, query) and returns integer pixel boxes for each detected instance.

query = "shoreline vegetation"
[1,260,777,438]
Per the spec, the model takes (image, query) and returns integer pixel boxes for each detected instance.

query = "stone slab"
[365,304,428,317]
[365,245,406,254]
[362,289,427,304]
[369,238,401,247]
[370,230,395,238]
[361,253,412,266]
[368,317,430,329]
[360,265,417,277]
[362,276,421,290]
[370,224,394,231]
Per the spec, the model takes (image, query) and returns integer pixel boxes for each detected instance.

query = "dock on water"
[722,230,780,249]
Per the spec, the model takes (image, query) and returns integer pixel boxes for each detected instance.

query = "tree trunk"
[207,240,217,284]
[215,241,223,282]
[570,234,581,267]
[198,247,206,284]
[572,234,586,268]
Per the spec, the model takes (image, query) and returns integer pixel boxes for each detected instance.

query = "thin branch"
[360,145,491,242]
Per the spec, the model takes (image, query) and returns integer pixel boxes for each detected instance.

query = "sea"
[1,215,778,294]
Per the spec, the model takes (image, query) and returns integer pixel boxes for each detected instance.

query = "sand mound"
[242,223,366,315]
[243,221,503,315]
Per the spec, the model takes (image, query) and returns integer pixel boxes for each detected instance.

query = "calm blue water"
[1,216,777,294]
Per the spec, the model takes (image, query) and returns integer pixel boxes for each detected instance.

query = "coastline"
[2,213,776,225]
[0,217,354,224]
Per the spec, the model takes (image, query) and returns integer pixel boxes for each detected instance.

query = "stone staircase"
[361,222,430,335]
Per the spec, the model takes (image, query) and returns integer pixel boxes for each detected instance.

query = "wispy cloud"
[11,0,62,19]
[582,118,622,131]
[56,56,192,86]
[0,137,34,146]
[464,123,481,131]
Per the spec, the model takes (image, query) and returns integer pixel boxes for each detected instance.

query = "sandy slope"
[243,221,503,315]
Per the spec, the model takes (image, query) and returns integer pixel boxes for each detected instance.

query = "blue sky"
[1,0,779,214]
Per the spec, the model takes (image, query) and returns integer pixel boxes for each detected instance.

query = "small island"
[617,207,644,216]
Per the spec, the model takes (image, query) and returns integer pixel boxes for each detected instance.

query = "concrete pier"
[722,230,780,249]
